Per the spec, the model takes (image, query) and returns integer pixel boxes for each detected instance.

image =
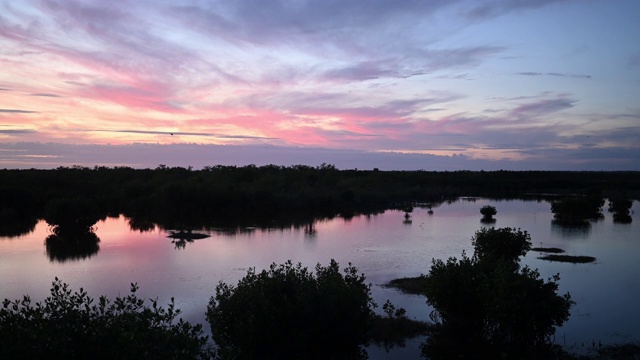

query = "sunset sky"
[1,0,639,170]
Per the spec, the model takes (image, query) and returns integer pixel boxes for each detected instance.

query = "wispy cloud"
[518,72,591,79]
[30,93,61,97]
[509,97,575,118]
[0,109,37,113]
[0,129,36,134]
[466,0,570,20]
[91,129,278,140]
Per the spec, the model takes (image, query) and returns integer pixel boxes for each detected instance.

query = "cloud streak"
[91,129,278,140]
[0,109,37,113]
[518,72,591,79]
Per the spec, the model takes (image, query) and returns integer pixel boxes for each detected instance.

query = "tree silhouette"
[421,228,573,359]
[207,260,373,359]
[42,198,104,262]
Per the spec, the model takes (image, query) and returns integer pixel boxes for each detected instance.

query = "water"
[1,198,638,358]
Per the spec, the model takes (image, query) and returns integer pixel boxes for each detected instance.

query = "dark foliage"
[45,231,100,262]
[0,167,638,234]
[206,260,374,360]
[608,197,634,223]
[44,197,103,232]
[472,227,532,270]
[551,196,605,224]
[41,197,104,262]
[608,197,633,214]
[421,228,573,359]
[480,205,497,218]
[0,210,37,238]
[369,300,430,350]
[0,187,38,237]
[0,278,212,359]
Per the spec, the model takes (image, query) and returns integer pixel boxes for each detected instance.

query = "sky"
[1,0,639,170]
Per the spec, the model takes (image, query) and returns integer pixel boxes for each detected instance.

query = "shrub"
[480,205,497,218]
[551,196,604,222]
[472,227,531,269]
[0,278,212,359]
[421,228,573,359]
[206,260,374,359]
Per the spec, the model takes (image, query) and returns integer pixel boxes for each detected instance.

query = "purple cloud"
[509,98,575,118]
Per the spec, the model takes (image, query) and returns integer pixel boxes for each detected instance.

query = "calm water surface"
[1,198,638,358]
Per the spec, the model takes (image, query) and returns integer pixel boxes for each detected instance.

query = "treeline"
[1,165,638,233]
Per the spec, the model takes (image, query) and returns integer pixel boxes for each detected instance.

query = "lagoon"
[1,198,638,358]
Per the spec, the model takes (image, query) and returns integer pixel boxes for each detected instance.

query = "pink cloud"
[78,82,182,113]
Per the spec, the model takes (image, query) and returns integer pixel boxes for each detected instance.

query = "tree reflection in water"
[45,228,100,262]
[43,197,102,262]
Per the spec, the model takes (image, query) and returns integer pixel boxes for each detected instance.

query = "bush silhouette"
[206,260,374,359]
[480,205,497,218]
[0,278,212,359]
[421,228,573,359]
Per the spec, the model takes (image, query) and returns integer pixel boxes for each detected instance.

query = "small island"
[538,254,596,264]
[167,230,209,240]
[480,205,497,223]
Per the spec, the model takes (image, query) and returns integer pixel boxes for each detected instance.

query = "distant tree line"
[0,165,638,236]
